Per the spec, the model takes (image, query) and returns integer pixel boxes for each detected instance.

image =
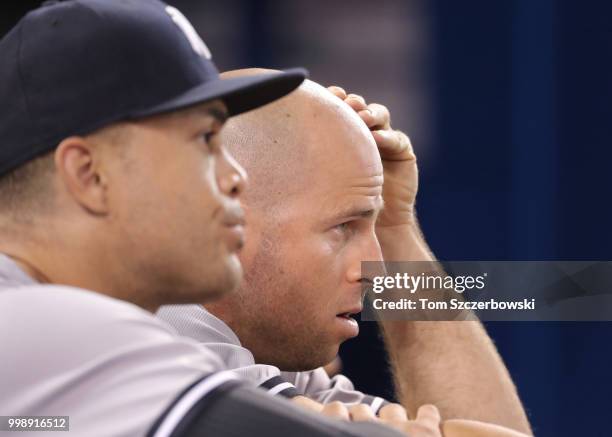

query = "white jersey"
[157,304,390,412]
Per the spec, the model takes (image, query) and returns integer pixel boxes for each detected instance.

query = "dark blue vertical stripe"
[511,0,557,260]
[507,2,563,435]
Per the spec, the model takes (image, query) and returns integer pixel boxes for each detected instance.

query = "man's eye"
[202,132,215,144]
[201,131,220,153]
[333,222,351,233]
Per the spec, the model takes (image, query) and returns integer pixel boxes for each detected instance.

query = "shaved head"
[219,68,376,211]
[207,69,384,370]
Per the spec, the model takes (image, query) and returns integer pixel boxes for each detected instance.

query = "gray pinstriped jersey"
[0,254,232,437]
[0,254,402,437]
[156,304,390,412]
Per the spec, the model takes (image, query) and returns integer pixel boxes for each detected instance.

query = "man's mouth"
[222,208,246,251]
[336,304,362,320]
[334,308,361,338]
[222,210,245,227]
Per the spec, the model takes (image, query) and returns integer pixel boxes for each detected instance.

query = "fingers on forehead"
[371,129,399,150]
[357,109,377,128]
[368,103,390,120]
[346,94,368,109]
[328,85,347,98]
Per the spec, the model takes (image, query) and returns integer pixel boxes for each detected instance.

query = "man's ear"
[54,136,109,215]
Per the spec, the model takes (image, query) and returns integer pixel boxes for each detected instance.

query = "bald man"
[158,70,531,434]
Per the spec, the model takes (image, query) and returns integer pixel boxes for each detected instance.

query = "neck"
[2,252,51,283]
[0,237,158,313]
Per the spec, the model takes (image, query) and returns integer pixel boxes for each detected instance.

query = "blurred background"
[3,1,612,435]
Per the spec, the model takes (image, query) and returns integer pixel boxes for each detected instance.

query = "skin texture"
[0,100,247,311]
[205,70,532,434]
[441,420,530,437]
[206,75,385,370]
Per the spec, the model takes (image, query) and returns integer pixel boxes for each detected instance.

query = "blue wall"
[343,2,612,436]
[431,2,611,435]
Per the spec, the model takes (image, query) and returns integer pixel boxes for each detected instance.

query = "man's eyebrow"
[332,198,385,221]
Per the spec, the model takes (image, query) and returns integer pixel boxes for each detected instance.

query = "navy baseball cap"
[0,0,307,177]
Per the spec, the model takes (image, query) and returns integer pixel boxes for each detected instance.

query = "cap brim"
[130,68,307,118]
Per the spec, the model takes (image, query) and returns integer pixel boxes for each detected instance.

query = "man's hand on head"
[327,86,419,231]
[326,87,530,434]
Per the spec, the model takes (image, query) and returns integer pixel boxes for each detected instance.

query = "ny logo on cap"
[165,5,212,59]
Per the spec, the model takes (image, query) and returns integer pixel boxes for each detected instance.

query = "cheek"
[154,141,218,194]
[164,158,221,222]
[306,236,347,280]
[276,236,329,279]
[121,180,220,255]
[282,241,344,306]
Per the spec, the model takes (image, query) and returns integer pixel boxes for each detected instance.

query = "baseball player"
[0,1,443,436]
[157,69,532,434]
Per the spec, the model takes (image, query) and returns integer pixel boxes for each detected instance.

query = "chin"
[274,344,339,372]
[191,262,242,304]
[200,285,231,302]
[224,256,243,290]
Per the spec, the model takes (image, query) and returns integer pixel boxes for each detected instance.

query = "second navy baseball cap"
[0,0,307,177]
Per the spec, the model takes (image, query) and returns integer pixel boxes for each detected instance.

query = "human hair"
[0,151,56,222]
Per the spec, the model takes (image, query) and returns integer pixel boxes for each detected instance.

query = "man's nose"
[218,149,248,197]
[361,232,384,264]
[346,233,384,284]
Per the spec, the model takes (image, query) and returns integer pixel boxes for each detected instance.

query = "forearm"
[376,222,532,434]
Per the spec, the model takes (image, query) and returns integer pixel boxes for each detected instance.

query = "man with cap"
[0,1,443,436]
